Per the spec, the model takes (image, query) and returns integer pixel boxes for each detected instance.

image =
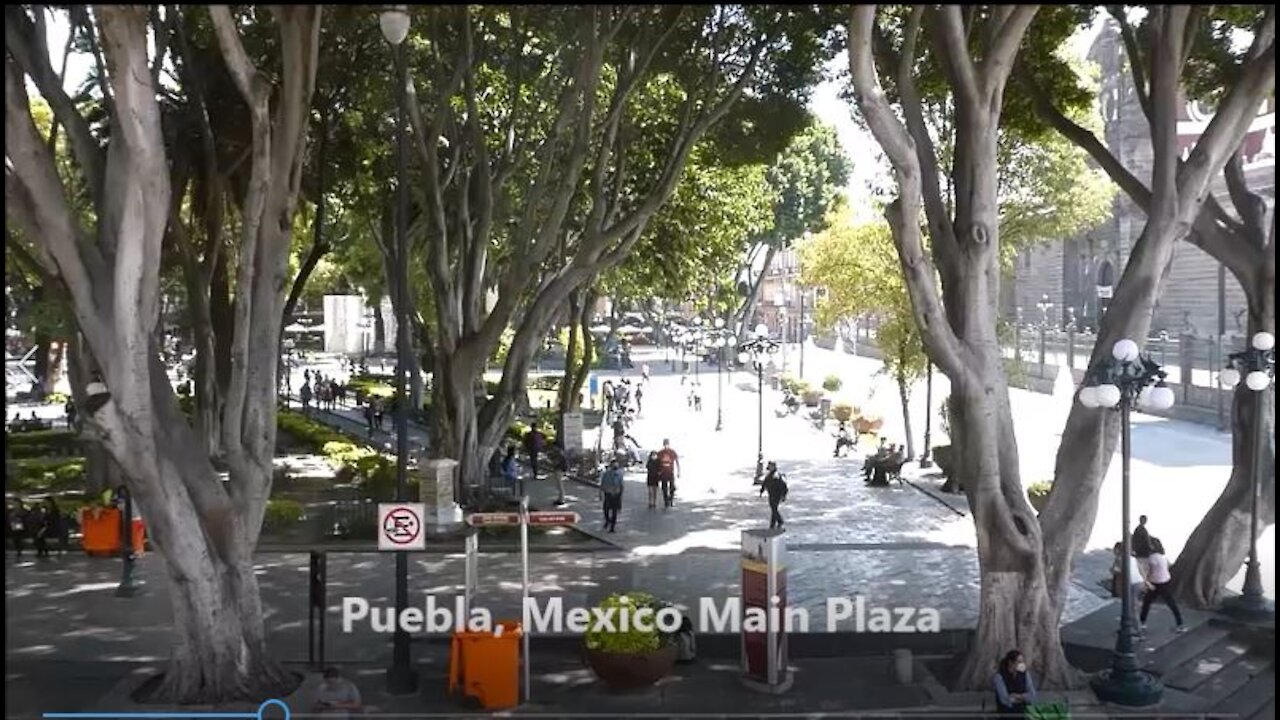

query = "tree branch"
[980,5,1038,100]
[933,6,981,110]
[5,5,105,207]
[848,5,970,382]
[1106,5,1153,123]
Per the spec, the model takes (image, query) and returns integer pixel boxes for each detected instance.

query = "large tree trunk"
[848,5,1074,690]
[737,243,778,341]
[559,291,583,413]
[1170,283,1275,607]
[571,292,598,409]
[1037,6,1276,618]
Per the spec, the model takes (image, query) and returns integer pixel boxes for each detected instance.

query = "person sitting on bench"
[861,439,890,482]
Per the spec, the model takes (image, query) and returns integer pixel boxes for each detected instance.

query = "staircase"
[1063,604,1275,718]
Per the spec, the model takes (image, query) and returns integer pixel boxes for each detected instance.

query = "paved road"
[6,342,1268,676]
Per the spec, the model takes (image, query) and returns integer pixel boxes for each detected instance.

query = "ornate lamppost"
[1037,294,1054,374]
[379,4,417,695]
[739,324,779,483]
[708,318,737,432]
[1078,338,1175,707]
[1219,330,1276,621]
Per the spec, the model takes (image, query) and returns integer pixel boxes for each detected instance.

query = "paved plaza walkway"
[6,344,1273,717]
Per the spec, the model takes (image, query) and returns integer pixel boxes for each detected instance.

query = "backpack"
[776,475,788,502]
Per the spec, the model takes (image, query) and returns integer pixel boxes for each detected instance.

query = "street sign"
[377,503,425,550]
[527,511,580,526]
[466,512,521,527]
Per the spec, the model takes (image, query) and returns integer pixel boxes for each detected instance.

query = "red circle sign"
[382,507,422,545]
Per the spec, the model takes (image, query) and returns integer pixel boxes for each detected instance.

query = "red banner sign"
[466,512,520,527]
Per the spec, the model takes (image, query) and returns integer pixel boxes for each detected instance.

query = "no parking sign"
[378,503,426,550]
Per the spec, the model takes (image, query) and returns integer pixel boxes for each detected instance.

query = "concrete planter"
[586,643,677,691]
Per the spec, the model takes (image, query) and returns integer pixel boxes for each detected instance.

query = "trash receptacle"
[449,620,522,709]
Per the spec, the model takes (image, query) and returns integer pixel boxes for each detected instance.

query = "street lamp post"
[739,324,779,483]
[1014,306,1023,363]
[710,318,737,432]
[692,317,704,381]
[380,4,417,696]
[114,484,139,597]
[1037,294,1053,375]
[920,352,934,468]
[1219,330,1276,621]
[1078,338,1175,707]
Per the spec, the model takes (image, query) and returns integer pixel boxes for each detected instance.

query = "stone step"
[1197,652,1271,707]
[1162,634,1252,691]
[1246,697,1275,720]
[1206,660,1275,718]
[1144,624,1232,675]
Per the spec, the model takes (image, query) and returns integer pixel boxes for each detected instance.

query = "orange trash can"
[448,620,522,709]
[80,508,146,556]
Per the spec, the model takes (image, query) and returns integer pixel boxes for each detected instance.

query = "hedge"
[7,457,87,492]
[6,429,81,459]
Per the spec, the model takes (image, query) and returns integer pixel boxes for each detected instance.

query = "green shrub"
[47,392,70,405]
[584,592,670,654]
[1027,480,1053,512]
[822,374,843,392]
[348,378,394,400]
[278,411,347,452]
[529,375,561,391]
[263,499,305,529]
[7,457,86,492]
[6,429,81,458]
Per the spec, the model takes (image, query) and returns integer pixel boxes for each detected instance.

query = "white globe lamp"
[1251,331,1275,351]
[1245,371,1272,392]
[1146,384,1175,410]
[1111,338,1140,363]
[1095,384,1122,408]
[1078,385,1099,408]
[379,5,411,45]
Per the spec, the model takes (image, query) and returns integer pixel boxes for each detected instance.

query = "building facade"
[1006,20,1275,339]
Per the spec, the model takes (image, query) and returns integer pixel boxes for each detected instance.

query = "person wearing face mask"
[992,649,1038,716]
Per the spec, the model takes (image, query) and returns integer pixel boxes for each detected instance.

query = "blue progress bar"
[44,699,289,720]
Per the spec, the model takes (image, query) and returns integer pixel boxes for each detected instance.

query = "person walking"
[41,498,67,555]
[600,459,625,533]
[501,445,520,494]
[363,401,375,437]
[656,438,680,508]
[645,451,661,509]
[524,425,546,481]
[759,461,788,529]
[634,385,644,416]
[1140,537,1186,633]
[8,500,28,558]
[1132,515,1152,559]
[300,381,313,415]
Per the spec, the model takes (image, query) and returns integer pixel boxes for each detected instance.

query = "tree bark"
[897,371,915,461]
[850,5,1077,690]
[559,291,583,413]
[1035,7,1276,618]
[737,243,778,341]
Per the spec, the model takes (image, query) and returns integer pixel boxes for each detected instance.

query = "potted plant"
[831,402,855,423]
[822,374,843,392]
[584,592,678,691]
[1027,481,1052,513]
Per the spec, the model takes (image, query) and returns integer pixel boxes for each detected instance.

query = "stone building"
[1006,19,1275,340]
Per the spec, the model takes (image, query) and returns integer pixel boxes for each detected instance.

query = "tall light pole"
[919,350,934,469]
[1078,338,1175,707]
[692,317,704,381]
[1037,294,1053,375]
[380,4,417,696]
[739,324,779,483]
[1219,330,1276,621]
[711,318,737,432]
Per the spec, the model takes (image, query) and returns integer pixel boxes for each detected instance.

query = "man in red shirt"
[655,438,681,508]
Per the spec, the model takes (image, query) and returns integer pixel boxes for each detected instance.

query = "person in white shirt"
[1139,538,1186,633]
[1112,542,1146,633]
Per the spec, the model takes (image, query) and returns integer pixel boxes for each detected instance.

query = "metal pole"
[386,40,417,695]
[716,345,724,431]
[521,496,531,702]
[755,362,764,483]
[1091,394,1161,705]
[1239,388,1267,604]
[114,486,138,597]
[920,361,933,468]
[799,292,806,379]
